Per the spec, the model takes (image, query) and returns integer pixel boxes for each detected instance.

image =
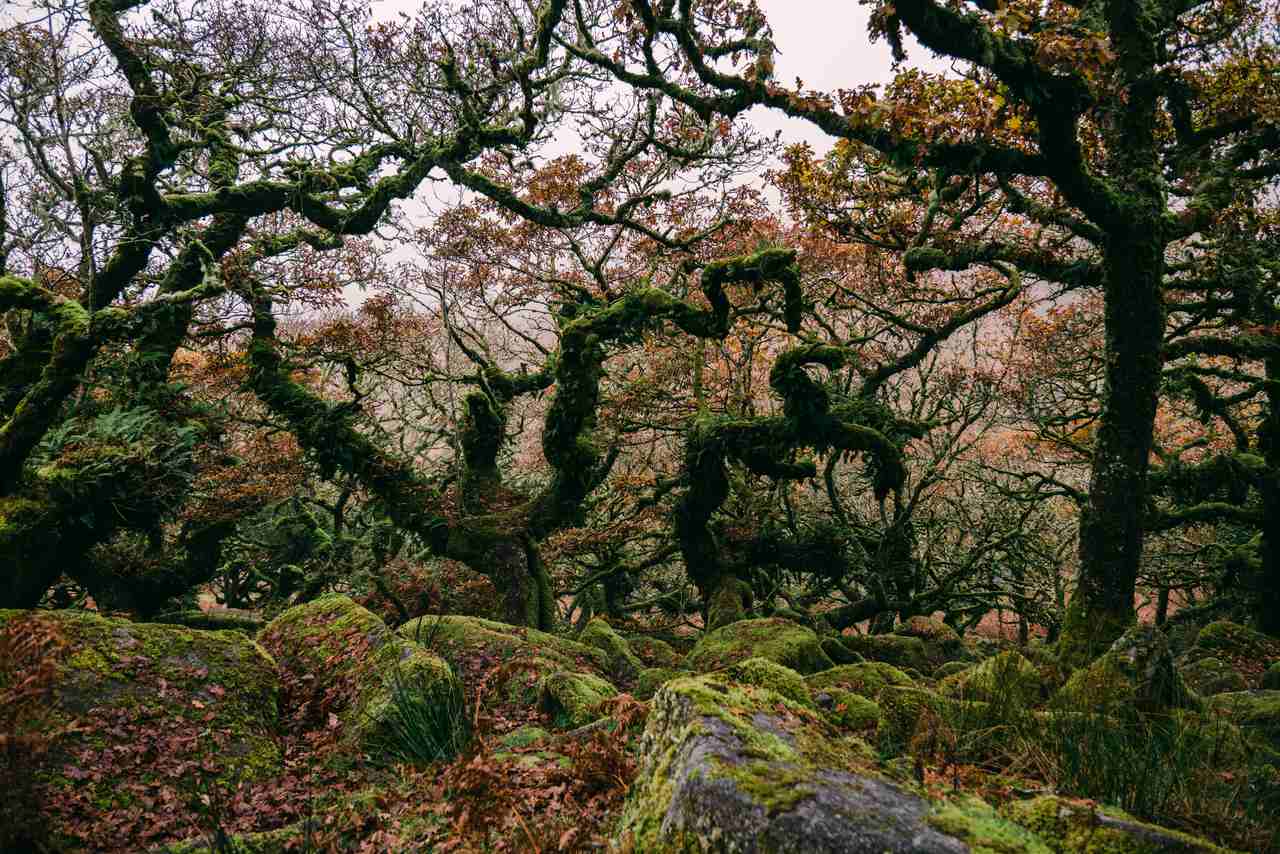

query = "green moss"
[261,596,463,754]
[1206,690,1280,750]
[2,608,281,846]
[578,616,643,681]
[539,670,618,728]
[939,651,1042,707]
[497,725,551,749]
[396,614,608,673]
[684,617,834,675]
[636,666,685,700]
[935,660,971,680]
[1001,795,1238,853]
[625,635,684,668]
[725,657,812,706]
[817,687,880,730]
[841,633,931,672]
[1178,656,1248,696]
[1196,621,1280,661]
[929,796,1052,853]
[806,661,914,700]
[1055,624,1197,715]
[1263,662,1280,691]
[877,686,994,751]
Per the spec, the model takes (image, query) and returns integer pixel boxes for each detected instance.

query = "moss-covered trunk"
[1061,230,1165,665]
[1257,354,1280,636]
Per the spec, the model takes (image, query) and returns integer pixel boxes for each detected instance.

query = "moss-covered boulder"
[939,651,1042,707]
[627,634,685,668]
[259,596,463,753]
[1178,656,1248,696]
[396,614,608,672]
[1207,690,1280,751]
[934,660,971,680]
[620,673,1027,852]
[1003,794,1238,853]
[0,608,280,851]
[1263,662,1280,691]
[820,635,862,664]
[813,687,881,731]
[683,617,833,675]
[1054,624,1197,714]
[394,614,610,713]
[1195,620,1280,660]
[806,661,914,701]
[579,617,644,681]
[877,686,991,749]
[726,657,812,706]
[539,670,618,728]
[636,666,687,700]
[841,632,931,673]
[896,616,966,667]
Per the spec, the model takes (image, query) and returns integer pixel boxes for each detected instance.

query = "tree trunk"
[1256,354,1280,636]
[1060,224,1166,667]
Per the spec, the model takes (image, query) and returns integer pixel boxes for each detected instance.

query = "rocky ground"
[2,600,1279,852]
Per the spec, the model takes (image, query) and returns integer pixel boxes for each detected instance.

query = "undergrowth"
[897,657,1280,852]
[374,664,471,766]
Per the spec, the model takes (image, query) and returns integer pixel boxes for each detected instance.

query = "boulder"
[895,616,966,666]
[0,608,280,851]
[259,596,463,754]
[684,617,833,675]
[637,667,687,700]
[726,657,812,706]
[1195,620,1280,660]
[934,660,971,680]
[1054,624,1197,714]
[840,633,930,673]
[619,673,1035,852]
[579,617,644,681]
[396,614,608,673]
[938,651,1042,707]
[540,671,618,728]
[1206,690,1280,751]
[1178,656,1248,696]
[877,686,990,749]
[395,614,610,712]
[627,634,685,668]
[806,661,914,701]
[813,688,881,731]
[1003,794,1237,853]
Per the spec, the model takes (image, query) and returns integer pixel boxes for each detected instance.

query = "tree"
[564,0,1280,658]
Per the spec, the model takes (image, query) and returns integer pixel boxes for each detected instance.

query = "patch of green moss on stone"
[2,608,282,848]
[940,651,1042,707]
[578,617,643,681]
[261,596,463,755]
[1196,621,1280,661]
[842,633,930,673]
[806,661,914,700]
[1001,795,1238,853]
[636,667,686,700]
[396,614,608,673]
[1178,657,1248,696]
[816,687,880,730]
[929,796,1052,854]
[540,670,618,728]
[626,635,684,668]
[725,657,812,706]
[684,617,834,675]
[1206,690,1280,751]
